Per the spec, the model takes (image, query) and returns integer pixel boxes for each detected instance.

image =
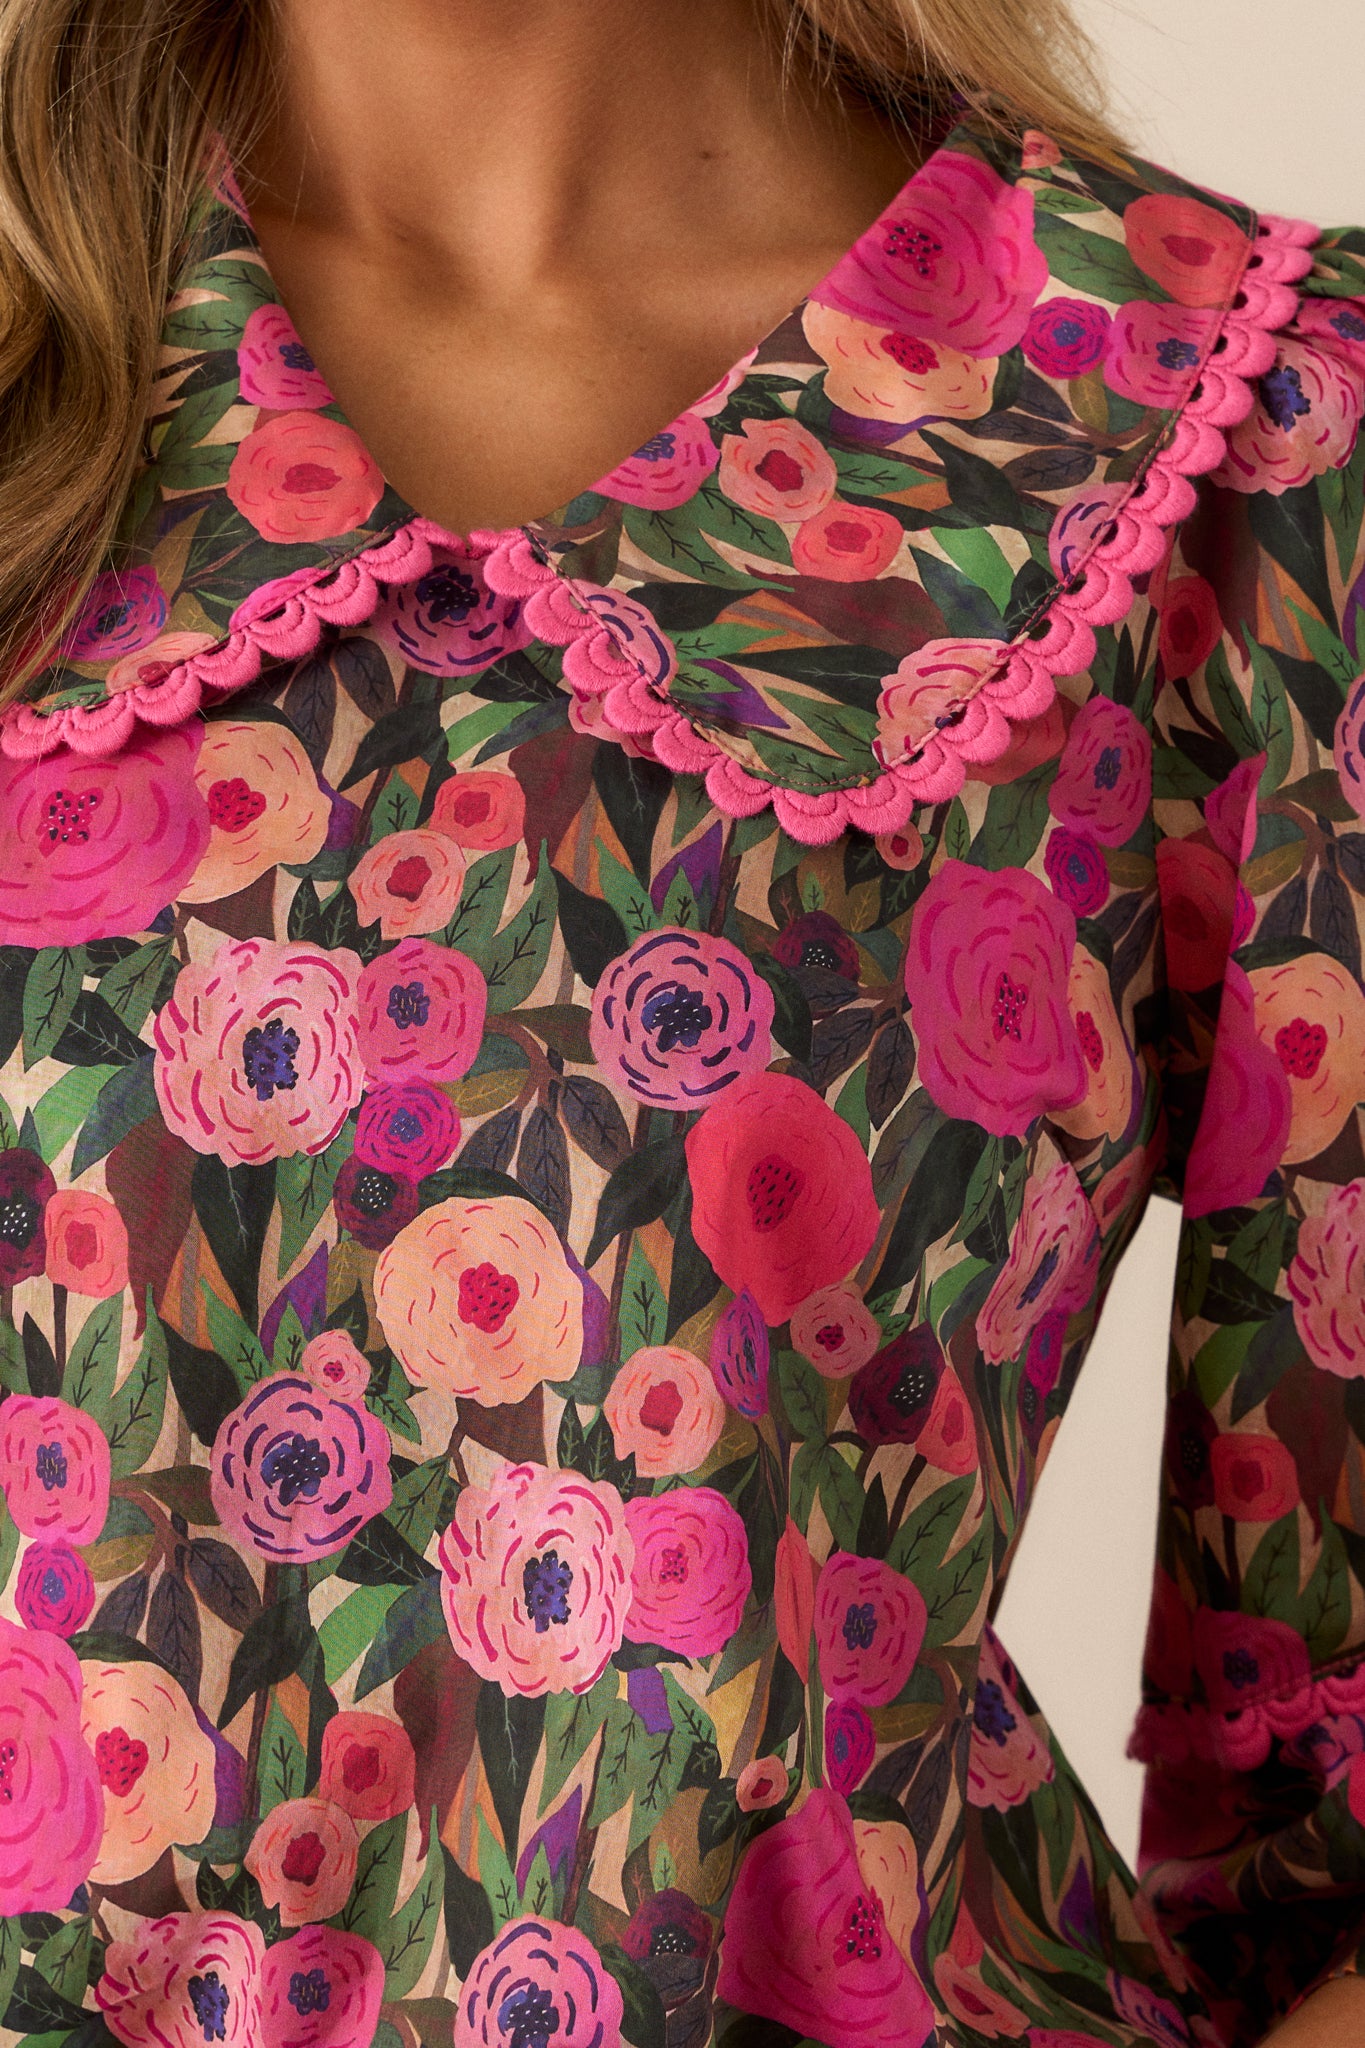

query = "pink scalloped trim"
[504,208,1318,847]
[1130,1650,1365,1774]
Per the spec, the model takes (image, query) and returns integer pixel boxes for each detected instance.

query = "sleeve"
[1132,223,1365,2048]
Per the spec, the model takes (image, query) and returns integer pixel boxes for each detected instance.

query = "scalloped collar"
[5,116,1309,846]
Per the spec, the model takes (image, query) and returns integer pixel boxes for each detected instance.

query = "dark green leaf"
[71,1054,158,1176]
[354,1576,446,1697]
[340,697,443,789]
[442,1844,496,1977]
[476,1686,545,1858]
[23,947,84,1066]
[191,1154,276,1325]
[552,869,628,988]
[336,1515,436,1588]
[164,1322,242,1446]
[585,1137,686,1269]
[218,1592,315,1727]
[52,989,146,1068]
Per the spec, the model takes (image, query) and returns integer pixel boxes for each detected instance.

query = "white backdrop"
[993,0,1365,1866]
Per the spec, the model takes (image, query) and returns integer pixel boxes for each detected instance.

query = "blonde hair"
[0,0,1118,707]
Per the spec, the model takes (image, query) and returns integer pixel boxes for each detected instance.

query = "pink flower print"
[1023,295,1111,377]
[685,1072,879,1323]
[1296,294,1365,378]
[106,627,218,695]
[15,1541,93,1636]
[0,1620,102,1913]
[0,1151,54,1286]
[873,636,1010,776]
[1047,480,1129,581]
[438,1463,633,1697]
[154,938,364,1165]
[1184,962,1291,1217]
[903,861,1086,1137]
[966,1634,1055,1809]
[1336,673,1365,821]
[59,563,167,661]
[814,1551,926,1707]
[210,1372,393,1561]
[237,302,335,409]
[1048,695,1151,847]
[1203,750,1264,866]
[97,1911,265,2048]
[374,1195,583,1404]
[1213,336,1365,496]
[622,1487,751,1658]
[247,1795,360,1925]
[1194,1610,1313,1716]
[590,926,774,1110]
[0,726,209,947]
[1103,300,1219,407]
[356,935,487,1084]
[355,1080,459,1178]
[347,827,466,939]
[801,302,994,429]
[80,1658,218,1882]
[1156,838,1237,992]
[793,500,904,581]
[737,1755,789,1810]
[0,1396,110,1544]
[594,409,719,508]
[44,1189,129,1298]
[1209,1433,1299,1521]
[811,149,1047,359]
[259,1925,385,2048]
[298,1330,370,1403]
[227,411,383,542]
[1123,192,1250,307]
[790,1282,881,1379]
[718,417,837,522]
[825,1698,876,1795]
[1247,951,1365,1164]
[718,1786,935,2048]
[1288,1178,1365,1376]
[918,1365,979,1475]
[1158,572,1224,681]
[318,1710,416,1824]
[429,768,526,851]
[978,1156,1099,1365]
[1044,827,1108,917]
[373,544,534,676]
[710,1288,770,1418]
[604,1344,725,1477]
[454,1917,625,2048]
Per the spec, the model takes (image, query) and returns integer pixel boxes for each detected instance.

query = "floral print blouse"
[0,105,1362,2048]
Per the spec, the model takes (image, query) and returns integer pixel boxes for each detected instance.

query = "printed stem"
[888,1453,928,1534]
[243,1561,281,1808]
[51,1283,66,1384]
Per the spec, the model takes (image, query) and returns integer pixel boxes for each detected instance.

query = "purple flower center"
[259,1432,329,1508]
[842,1600,877,1652]
[659,1544,689,1585]
[634,430,677,463]
[0,1190,40,1252]
[94,599,134,638]
[188,1970,230,2042]
[1155,337,1200,371]
[42,787,101,848]
[417,563,479,623]
[388,1107,423,1143]
[973,1676,1018,1745]
[992,969,1029,1042]
[35,1442,67,1491]
[523,1548,573,1633]
[641,981,712,1053]
[1260,363,1312,432]
[387,980,430,1028]
[349,1166,398,1219]
[1333,308,1365,342]
[40,1565,66,1604]
[883,220,943,281]
[498,1985,560,2048]
[1223,1647,1260,1689]
[1018,1243,1061,1308]
[1093,745,1122,791]
[242,1016,300,1101]
[279,340,317,372]
[288,1967,331,2016]
[1050,318,1085,346]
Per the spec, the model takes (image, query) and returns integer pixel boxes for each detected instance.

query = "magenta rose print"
[709,1288,771,1418]
[209,1373,393,1560]
[0,1622,102,1914]
[595,408,721,508]
[236,303,334,410]
[0,1395,110,1544]
[904,861,1087,1137]
[814,1551,928,1706]
[14,1541,94,1636]
[258,1925,385,2048]
[454,1917,625,2048]
[589,926,774,1108]
[978,1155,1101,1366]
[373,542,533,676]
[355,935,487,1083]
[622,1488,752,1657]
[1048,695,1151,847]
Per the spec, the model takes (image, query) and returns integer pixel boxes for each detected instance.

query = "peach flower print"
[1123,192,1249,307]
[80,1658,217,1881]
[318,1710,417,1824]
[97,1910,265,2048]
[978,1155,1100,1366]
[790,1282,882,1379]
[247,1795,360,1925]
[155,938,364,1165]
[439,1463,633,1696]
[227,411,383,542]
[792,500,904,581]
[736,1756,789,1811]
[347,827,466,938]
[0,1395,110,1543]
[181,719,330,903]
[43,1189,129,1297]
[1247,952,1365,1163]
[299,1328,371,1402]
[803,300,995,428]
[1052,946,1135,1144]
[375,1194,583,1404]
[604,1344,725,1477]
[933,1904,1031,2037]
[967,1634,1055,1810]
[430,768,527,851]
[718,417,837,523]
[853,1816,921,1965]
[0,1620,102,1913]
[1288,1178,1365,1377]
[106,627,218,695]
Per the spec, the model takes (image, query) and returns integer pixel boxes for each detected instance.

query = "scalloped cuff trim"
[1129,1648,1365,1774]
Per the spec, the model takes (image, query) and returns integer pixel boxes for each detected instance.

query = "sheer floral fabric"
[0,110,1362,2048]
